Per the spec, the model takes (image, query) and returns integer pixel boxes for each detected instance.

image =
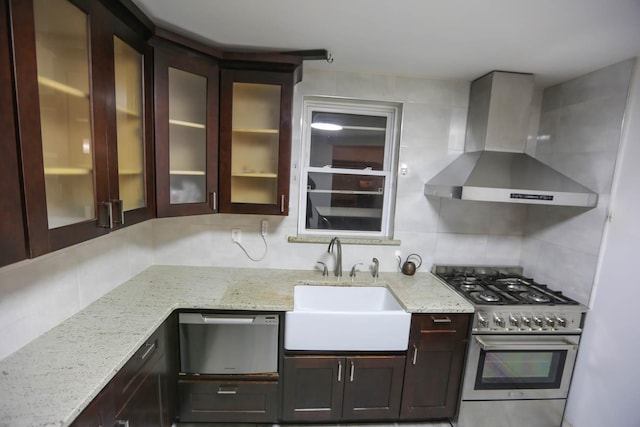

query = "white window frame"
[297,96,402,239]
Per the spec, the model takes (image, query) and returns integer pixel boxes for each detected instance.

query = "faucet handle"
[316,261,329,277]
[350,263,363,280]
[372,257,380,278]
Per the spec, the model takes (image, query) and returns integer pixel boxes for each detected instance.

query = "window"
[298,97,402,238]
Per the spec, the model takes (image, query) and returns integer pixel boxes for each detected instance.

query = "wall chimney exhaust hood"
[424,71,598,208]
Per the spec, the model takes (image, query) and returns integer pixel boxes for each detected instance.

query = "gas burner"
[460,283,482,291]
[471,290,502,303]
[520,291,552,304]
[494,277,532,291]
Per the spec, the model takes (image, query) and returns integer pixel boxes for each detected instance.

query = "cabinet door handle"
[217,386,238,395]
[210,192,217,211]
[337,360,342,382]
[431,316,451,323]
[97,202,113,229]
[349,360,355,382]
[412,344,418,365]
[280,194,285,213]
[116,421,130,427]
[113,199,124,225]
[140,341,156,361]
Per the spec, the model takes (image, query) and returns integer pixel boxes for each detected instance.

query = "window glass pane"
[310,112,386,170]
[114,36,145,211]
[34,0,94,229]
[306,172,384,231]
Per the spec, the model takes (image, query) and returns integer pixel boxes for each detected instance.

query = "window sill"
[287,236,401,246]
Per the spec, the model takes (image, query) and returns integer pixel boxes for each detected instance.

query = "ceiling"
[131,0,640,87]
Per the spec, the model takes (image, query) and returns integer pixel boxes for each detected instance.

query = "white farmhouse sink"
[284,285,411,351]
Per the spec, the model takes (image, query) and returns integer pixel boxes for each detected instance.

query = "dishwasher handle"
[179,312,278,326]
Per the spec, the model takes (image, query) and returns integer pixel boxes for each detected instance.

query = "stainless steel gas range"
[433,265,587,427]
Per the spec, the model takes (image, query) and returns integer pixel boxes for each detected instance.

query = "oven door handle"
[474,336,579,351]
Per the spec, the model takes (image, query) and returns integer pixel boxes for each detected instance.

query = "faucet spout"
[328,237,342,277]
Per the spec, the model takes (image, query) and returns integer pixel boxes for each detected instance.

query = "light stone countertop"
[0,265,473,427]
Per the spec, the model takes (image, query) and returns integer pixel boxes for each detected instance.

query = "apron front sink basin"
[284,285,411,351]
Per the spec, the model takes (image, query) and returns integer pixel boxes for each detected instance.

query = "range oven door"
[462,334,580,400]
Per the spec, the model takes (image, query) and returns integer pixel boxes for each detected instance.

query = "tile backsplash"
[1,60,633,360]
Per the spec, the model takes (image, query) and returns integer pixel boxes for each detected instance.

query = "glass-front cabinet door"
[153,40,219,217]
[9,0,153,256]
[219,69,293,215]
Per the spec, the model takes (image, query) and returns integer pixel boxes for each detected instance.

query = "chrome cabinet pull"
[337,360,342,382]
[412,344,418,365]
[349,360,355,382]
[113,199,124,225]
[280,194,285,212]
[116,420,130,427]
[211,192,217,211]
[97,202,113,229]
[140,341,156,361]
[431,316,452,323]
[217,386,238,395]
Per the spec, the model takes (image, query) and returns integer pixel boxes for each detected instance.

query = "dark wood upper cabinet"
[152,38,219,217]
[0,0,28,267]
[219,69,295,215]
[400,313,471,420]
[8,0,153,257]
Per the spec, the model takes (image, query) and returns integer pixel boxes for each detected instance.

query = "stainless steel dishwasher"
[178,312,279,375]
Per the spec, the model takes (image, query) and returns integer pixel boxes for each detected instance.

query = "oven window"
[475,350,567,390]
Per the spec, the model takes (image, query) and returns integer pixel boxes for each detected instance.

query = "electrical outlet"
[231,229,241,243]
[261,219,268,236]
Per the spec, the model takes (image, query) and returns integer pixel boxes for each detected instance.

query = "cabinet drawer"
[178,380,278,423]
[111,327,165,411]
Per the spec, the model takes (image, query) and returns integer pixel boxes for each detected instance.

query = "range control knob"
[544,315,556,328]
[533,316,544,327]
[493,314,506,328]
[556,316,567,328]
[521,315,531,327]
[509,314,521,327]
[477,313,489,328]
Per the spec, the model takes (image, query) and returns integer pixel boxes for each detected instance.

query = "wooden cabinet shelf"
[169,119,205,129]
[231,172,278,178]
[44,167,93,176]
[37,75,89,98]
[232,127,279,134]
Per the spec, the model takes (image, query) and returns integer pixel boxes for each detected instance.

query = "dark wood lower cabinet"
[178,379,278,423]
[71,318,174,427]
[281,354,405,422]
[400,313,471,420]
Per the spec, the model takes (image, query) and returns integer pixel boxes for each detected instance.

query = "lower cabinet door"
[178,380,278,423]
[342,355,405,420]
[115,362,166,427]
[281,355,343,422]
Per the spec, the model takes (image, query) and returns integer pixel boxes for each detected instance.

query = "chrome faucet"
[328,237,342,278]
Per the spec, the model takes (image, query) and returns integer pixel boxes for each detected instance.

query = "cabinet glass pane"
[114,36,145,211]
[231,83,280,204]
[34,0,94,229]
[168,67,207,204]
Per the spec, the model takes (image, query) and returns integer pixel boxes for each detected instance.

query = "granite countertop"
[0,265,473,427]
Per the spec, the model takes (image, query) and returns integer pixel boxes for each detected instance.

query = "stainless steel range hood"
[424,71,598,207]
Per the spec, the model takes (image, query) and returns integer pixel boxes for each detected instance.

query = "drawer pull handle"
[349,360,355,382]
[116,420,130,427]
[337,360,342,382]
[412,344,418,365]
[218,386,238,395]
[140,341,156,361]
[431,316,452,323]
